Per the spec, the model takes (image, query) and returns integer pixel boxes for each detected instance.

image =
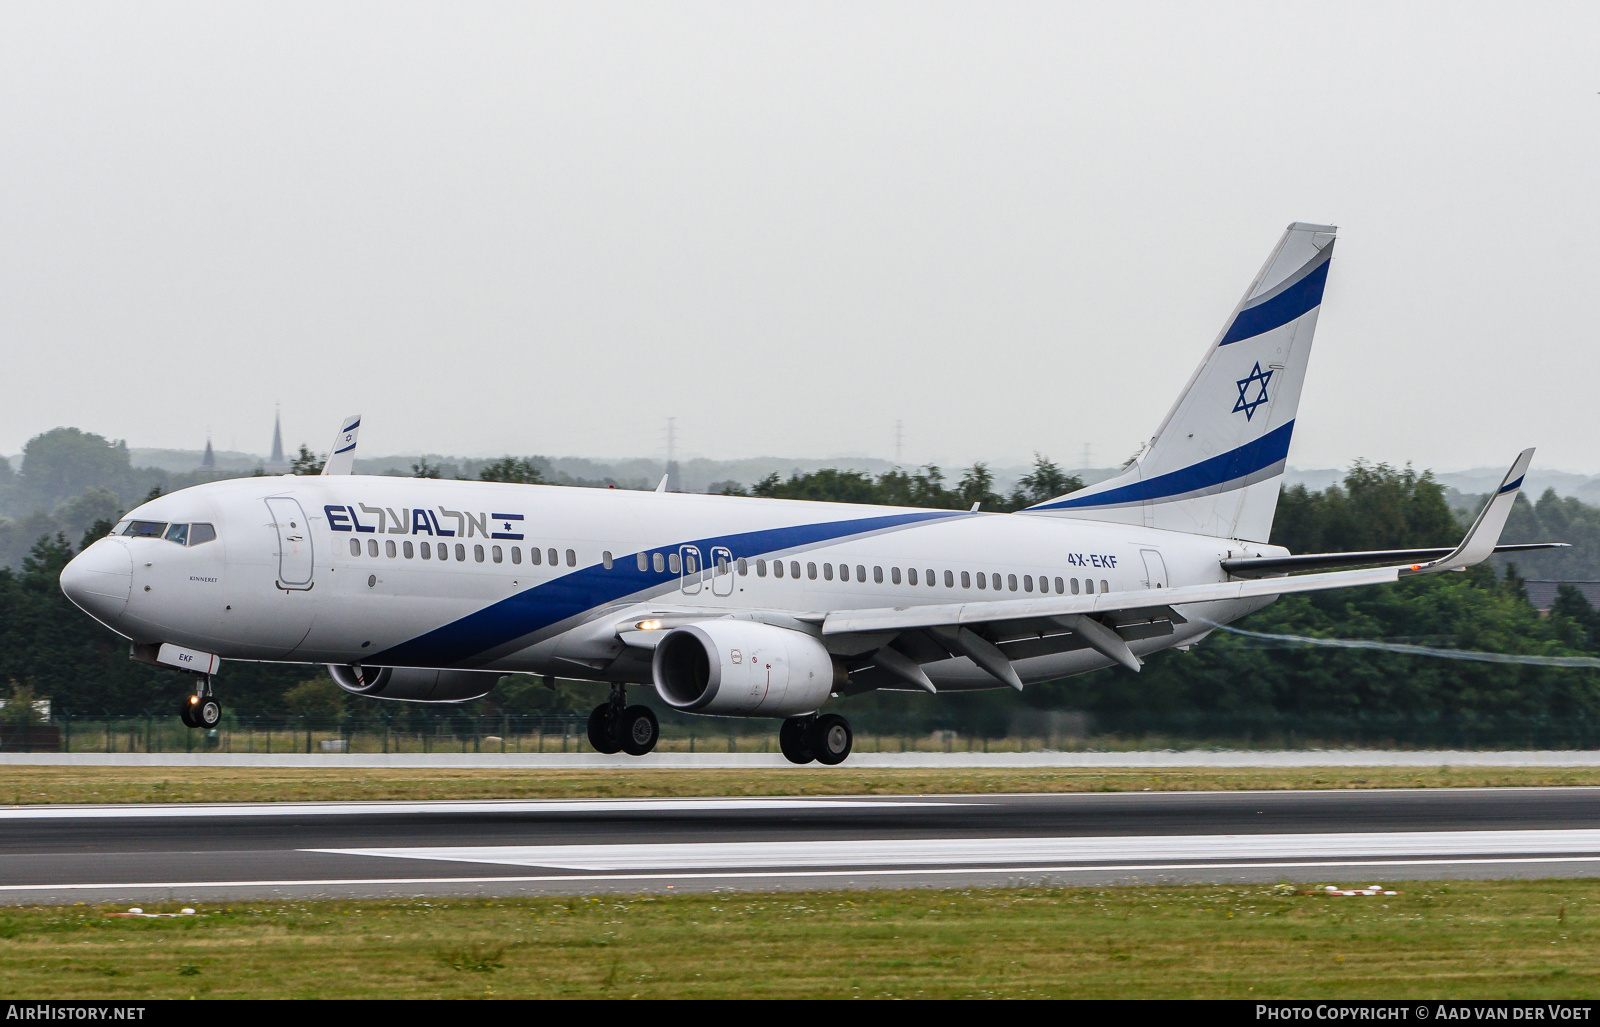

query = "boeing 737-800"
[58,223,1560,765]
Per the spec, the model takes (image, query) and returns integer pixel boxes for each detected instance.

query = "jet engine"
[651,621,846,717]
[327,665,501,703]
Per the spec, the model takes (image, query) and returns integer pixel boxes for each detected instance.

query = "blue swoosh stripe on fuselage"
[1033,420,1295,511]
[366,508,961,667]
[1217,257,1330,346]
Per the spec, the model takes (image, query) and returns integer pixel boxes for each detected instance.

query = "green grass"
[2,881,1596,998]
[2,765,1600,806]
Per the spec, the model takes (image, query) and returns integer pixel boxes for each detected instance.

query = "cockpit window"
[163,523,189,545]
[125,521,167,538]
[188,523,217,546]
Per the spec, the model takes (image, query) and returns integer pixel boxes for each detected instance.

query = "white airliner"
[59,223,1558,765]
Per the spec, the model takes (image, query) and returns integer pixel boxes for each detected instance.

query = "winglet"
[320,415,361,475]
[655,474,669,493]
[1406,448,1535,575]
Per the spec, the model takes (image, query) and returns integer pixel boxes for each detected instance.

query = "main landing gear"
[587,685,659,756]
[179,675,222,730]
[779,713,853,766]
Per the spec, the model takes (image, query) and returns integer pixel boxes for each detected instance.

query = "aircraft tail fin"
[320,414,361,476]
[1027,222,1337,542]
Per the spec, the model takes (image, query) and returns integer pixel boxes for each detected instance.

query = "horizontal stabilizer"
[1224,542,1567,578]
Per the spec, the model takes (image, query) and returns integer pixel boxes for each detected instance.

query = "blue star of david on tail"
[1233,362,1273,421]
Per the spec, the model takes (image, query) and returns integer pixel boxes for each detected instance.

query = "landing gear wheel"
[779,716,815,765]
[587,703,622,754]
[619,705,659,756]
[179,698,199,728]
[196,697,222,729]
[808,714,852,766]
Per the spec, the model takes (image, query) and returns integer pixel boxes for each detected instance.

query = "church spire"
[269,406,285,466]
[200,435,215,472]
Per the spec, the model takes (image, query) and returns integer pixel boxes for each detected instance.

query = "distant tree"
[282,678,345,726]
[0,681,41,727]
[478,457,545,485]
[290,444,324,476]
[1009,454,1081,509]
[19,428,133,510]
[1272,461,1456,555]
[956,463,1004,511]
[411,458,443,479]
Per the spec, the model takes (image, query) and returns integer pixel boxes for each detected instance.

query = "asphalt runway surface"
[6,788,1600,904]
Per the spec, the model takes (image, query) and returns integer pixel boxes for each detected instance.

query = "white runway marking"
[7,855,1600,895]
[314,829,1600,871]
[0,797,961,820]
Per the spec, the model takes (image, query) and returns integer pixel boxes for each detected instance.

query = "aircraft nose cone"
[60,540,133,627]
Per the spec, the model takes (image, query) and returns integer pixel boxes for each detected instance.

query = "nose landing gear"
[586,685,659,756]
[179,676,222,730]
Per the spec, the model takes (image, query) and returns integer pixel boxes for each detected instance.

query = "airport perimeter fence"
[8,708,1600,754]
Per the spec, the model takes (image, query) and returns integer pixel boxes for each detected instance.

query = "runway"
[6,788,1600,904]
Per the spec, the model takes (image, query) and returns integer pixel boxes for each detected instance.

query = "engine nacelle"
[652,621,846,717]
[327,665,501,703]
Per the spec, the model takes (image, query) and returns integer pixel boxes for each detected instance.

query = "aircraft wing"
[813,450,1538,686]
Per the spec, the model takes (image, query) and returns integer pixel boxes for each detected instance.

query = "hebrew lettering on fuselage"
[326,504,525,541]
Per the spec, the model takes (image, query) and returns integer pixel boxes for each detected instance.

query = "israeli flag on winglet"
[321,414,362,476]
[1028,222,1336,543]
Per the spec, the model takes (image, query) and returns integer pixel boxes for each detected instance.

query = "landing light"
[636,619,663,631]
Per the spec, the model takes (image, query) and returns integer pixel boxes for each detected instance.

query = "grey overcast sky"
[1,2,1596,472]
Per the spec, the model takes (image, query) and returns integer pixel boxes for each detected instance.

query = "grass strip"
[1,765,1599,806]
[0,879,1594,998]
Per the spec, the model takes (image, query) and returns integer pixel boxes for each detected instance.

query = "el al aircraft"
[59,223,1563,765]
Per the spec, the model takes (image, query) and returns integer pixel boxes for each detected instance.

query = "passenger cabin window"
[669,552,681,574]
[790,561,800,579]
[421,542,432,560]
[494,545,506,563]
[367,539,378,557]
[548,548,558,567]
[566,549,576,567]
[874,566,883,583]
[1024,575,1033,592]
[891,567,902,585]
[602,551,613,570]
[349,538,361,556]
[530,547,542,565]
[455,543,466,561]
[737,558,748,576]
[511,547,521,564]
[991,573,1002,590]
[404,541,415,559]
[653,552,664,573]
[756,559,767,577]
[1071,577,1079,594]
[636,552,647,572]
[1084,579,1094,594]
[907,568,918,586]
[807,562,817,580]
[773,560,783,578]
[976,572,986,589]
[837,564,847,582]
[856,565,865,582]
[926,569,935,587]
[961,571,970,588]
[188,523,217,546]
[1054,576,1064,594]
[1008,574,1018,591]
[944,570,954,587]
[823,564,834,581]
[386,540,397,558]
[1101,579,1110,593]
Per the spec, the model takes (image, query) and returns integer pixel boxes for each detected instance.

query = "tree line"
[3,425,1600,742]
